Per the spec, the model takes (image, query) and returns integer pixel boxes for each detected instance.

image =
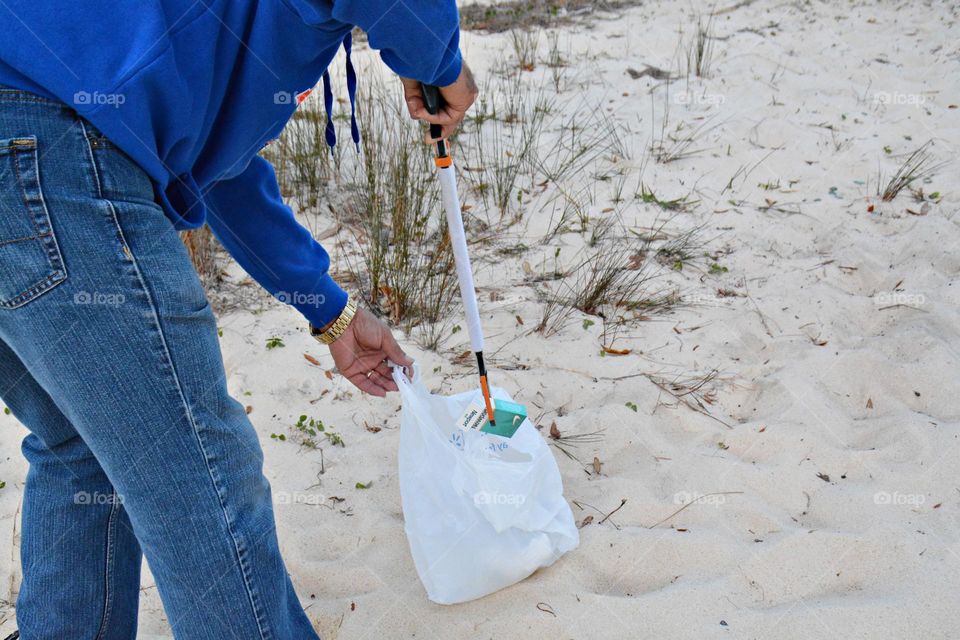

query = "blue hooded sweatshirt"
[0,0,462,327]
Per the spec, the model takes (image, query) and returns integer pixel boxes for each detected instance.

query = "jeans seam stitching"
[103,200,271,639]
[94,489,121,640]
[78,119,105,199]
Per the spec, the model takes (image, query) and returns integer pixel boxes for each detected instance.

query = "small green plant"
[582,319,595,330]
[718,441,729,450]
[709,263,728,274]
[270,433,287,441]
[3,407,9,415]
[355,481,372,489]
[295,415,345,448]
[625,401,638,412]
[638,184,696,211]
[266,336,285,350]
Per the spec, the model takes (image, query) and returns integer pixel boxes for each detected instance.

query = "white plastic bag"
[392,364,579,604]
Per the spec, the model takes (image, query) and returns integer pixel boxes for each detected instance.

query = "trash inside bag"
[392,364,579,604]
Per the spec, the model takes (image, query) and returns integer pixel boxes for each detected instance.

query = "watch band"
[309,297,358,345]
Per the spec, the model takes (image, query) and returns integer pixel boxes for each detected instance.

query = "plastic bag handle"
[389,360,419,388]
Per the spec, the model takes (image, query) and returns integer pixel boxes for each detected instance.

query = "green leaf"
[582,319,595,330]
[355,481,372,489]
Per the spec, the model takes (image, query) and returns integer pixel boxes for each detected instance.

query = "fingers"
[348,372,387,398]
[406,95,427,120]
[382,329,414,369]
[369,370,397,392]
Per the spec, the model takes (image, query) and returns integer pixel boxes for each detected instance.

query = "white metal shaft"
[437,165,484,353]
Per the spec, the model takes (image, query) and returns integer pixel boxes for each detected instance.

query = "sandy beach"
[1,0,959,637]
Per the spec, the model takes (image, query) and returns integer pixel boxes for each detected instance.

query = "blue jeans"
[0,90,320,638]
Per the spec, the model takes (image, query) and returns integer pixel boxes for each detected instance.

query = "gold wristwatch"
[309,297,358,345]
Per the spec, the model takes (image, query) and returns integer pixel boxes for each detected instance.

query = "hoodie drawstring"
[320,32,361,153]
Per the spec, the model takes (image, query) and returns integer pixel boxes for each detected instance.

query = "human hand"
[328,307,413,397]
[401,61,478,140]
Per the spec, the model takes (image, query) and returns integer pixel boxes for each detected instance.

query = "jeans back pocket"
[0,135,66,308]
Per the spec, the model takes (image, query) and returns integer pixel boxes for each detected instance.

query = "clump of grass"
[466,74,553,220]
[638,183,698,212]
[650,84,720,163]
[686,13,717,78]
[460,0,644,33]
[338,76,460,350]
[878,141,947,201]
[535,105,627,183]
[261,101,342,211]
[655,224,708,271]
[544,183,596,239]
[536,241,664,336]
[509,28,540,71]
[545,31,568,92]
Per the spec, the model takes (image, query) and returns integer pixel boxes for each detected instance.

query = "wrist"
[309,296,358,345]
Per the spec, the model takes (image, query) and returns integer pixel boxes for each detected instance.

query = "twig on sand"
[648,491,744,529]
[599,498,628,525]
[714,0,757,15]
[599,368,734,428]
[646,370,733,429]
[573,498,627,529]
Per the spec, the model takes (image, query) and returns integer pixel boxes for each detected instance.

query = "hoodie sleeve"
[330,0,463,86]
[204,156,349,328]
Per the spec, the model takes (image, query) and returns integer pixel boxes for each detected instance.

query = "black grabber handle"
[420,83,448,159]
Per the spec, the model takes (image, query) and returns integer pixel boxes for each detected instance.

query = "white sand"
[1,0,959,637]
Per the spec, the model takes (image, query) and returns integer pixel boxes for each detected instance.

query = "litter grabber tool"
[421,84,526,438]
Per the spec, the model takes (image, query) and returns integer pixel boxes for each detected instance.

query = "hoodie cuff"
[432,46,463,87]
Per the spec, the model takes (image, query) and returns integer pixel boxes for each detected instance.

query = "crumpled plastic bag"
[392,364,579,604]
